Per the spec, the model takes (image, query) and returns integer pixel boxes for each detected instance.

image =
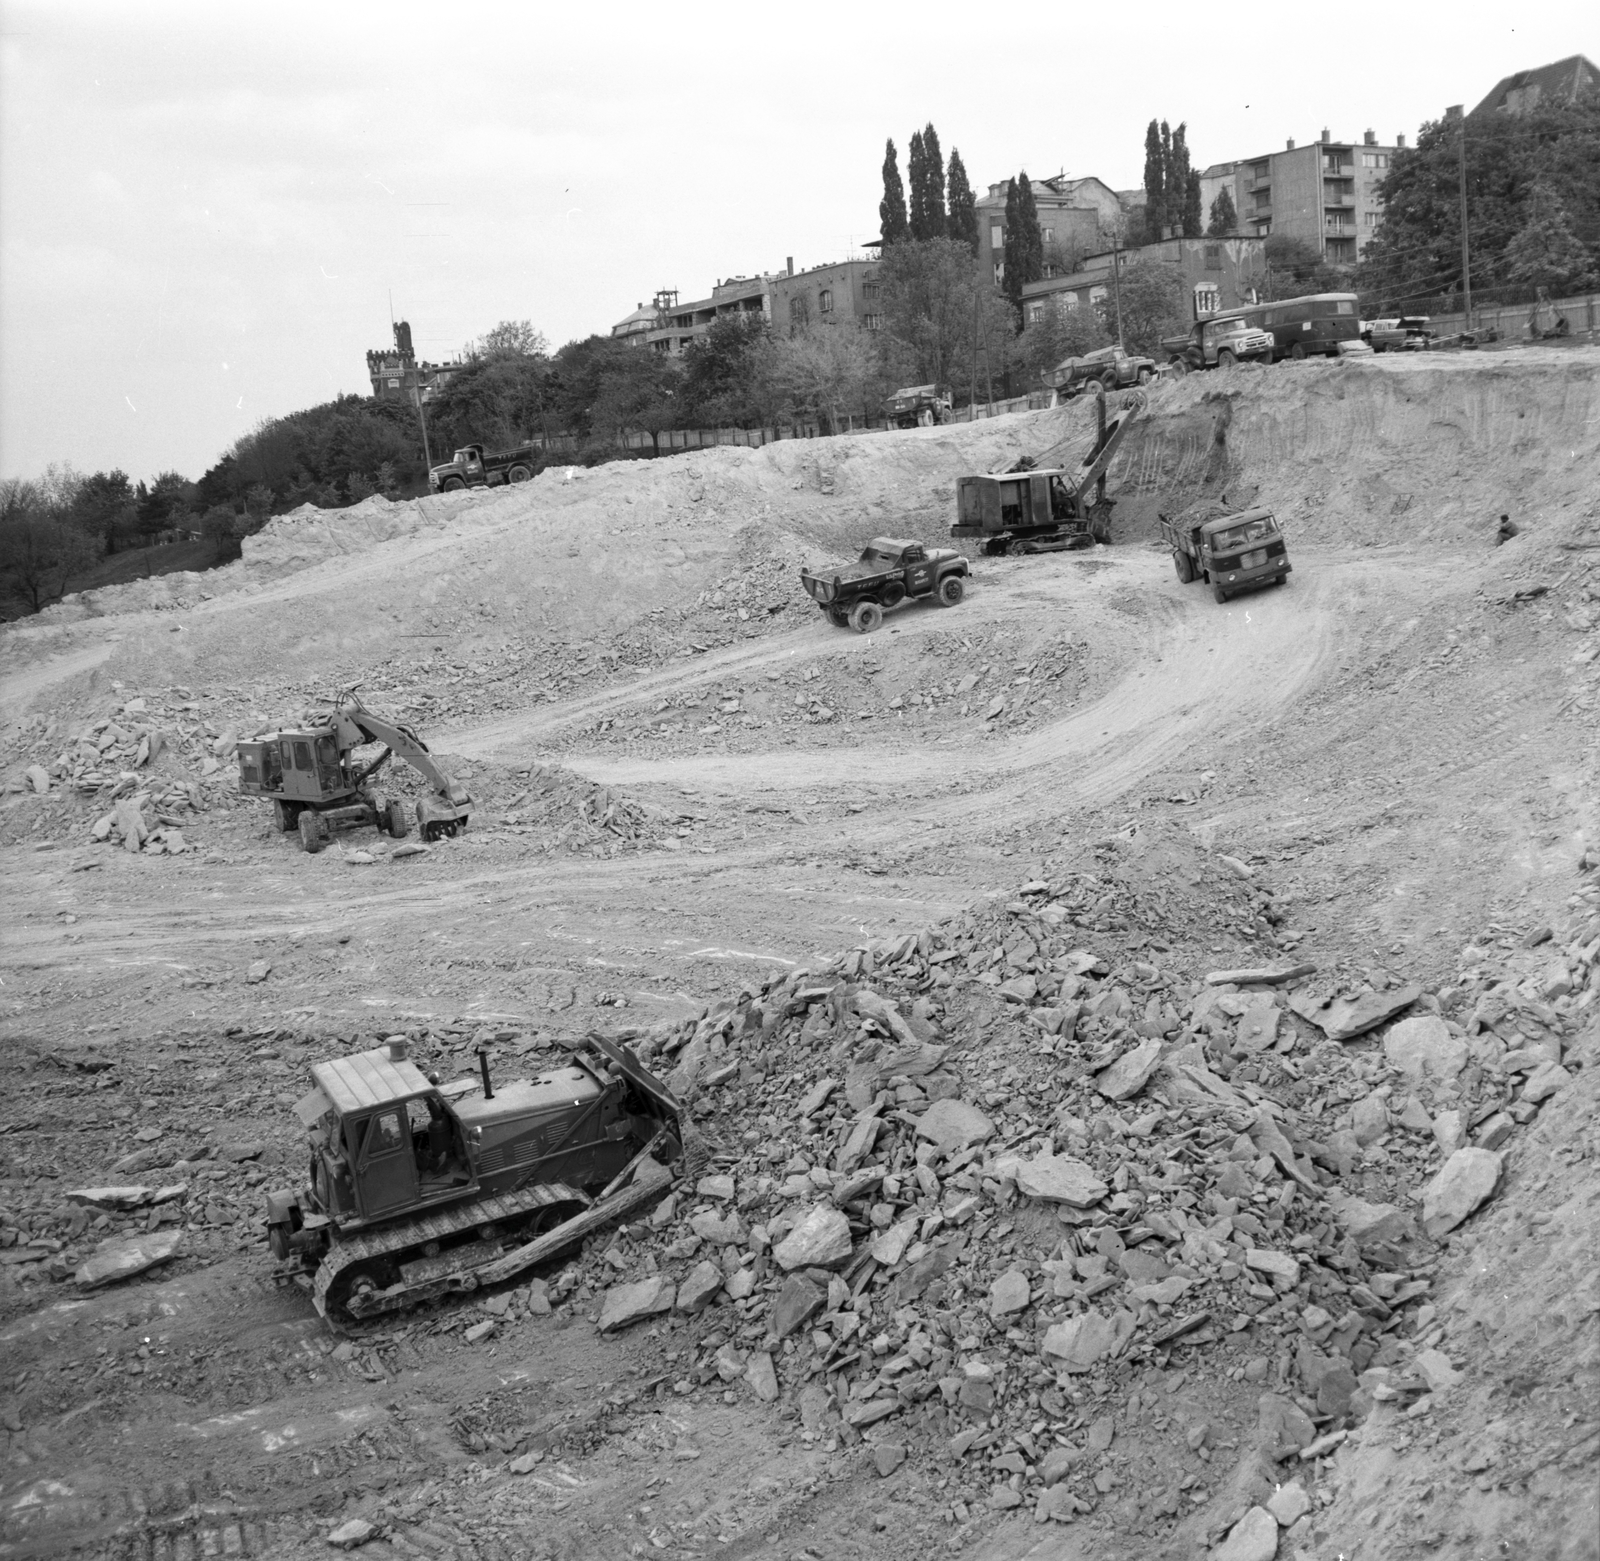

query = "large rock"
[597,1275,676,1332]
[689,1208,746,1246]
[1255,1393,1316,1460]
[1521,1060,1572,1104]
[1326,1190,1415,1248]
[674,1260,724,1314]
[988,1268,1032,1319]
[771,1275,826,1337]
[75,1229,183,1289]
[914,1099,994,1155]
[1290,983,1421,1042]
[1350,1093,1390,1145]
[1213,1506,1279,1561]
[1040,1309,1122,1373]
[1421,1148,1502,1238]
[1012,1154,1108,1208]
[66,1186,152,1212]
[1384,1015,1468,1081]
[744,1350,779,1403]
[870,1218,917,1269]
[1093,1038,1163,1101]
[773,1205,853,1271]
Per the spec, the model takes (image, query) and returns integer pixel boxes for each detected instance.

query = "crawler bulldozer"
[236,690,472,852]
[265,1035,683,1325]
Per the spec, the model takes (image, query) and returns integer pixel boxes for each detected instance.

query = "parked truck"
[1162,316,1275,374]
[801,537,969,632]
[952,390,1143,555]
[1159,504,1292,603]
[428,443,538,492]
[884,384,953,428]
[1046,346,1155,398]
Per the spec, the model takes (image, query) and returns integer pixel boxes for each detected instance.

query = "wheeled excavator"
[236,690,472,853]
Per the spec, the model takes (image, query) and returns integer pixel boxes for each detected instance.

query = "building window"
[1363,211,1380,227]
[1361,152,1388,169]
[1042,227,1054,243]
[990,222,1003,251]
[864,314,882,331]
[1028,304,1044,323]
[1089,286,1107,307]
[1194,284,1220,315]
[863,282,879,300]
[993,261,1004,284]
[1057,294,1080,314]
[818,289,833,313]
[1204,243,1222,270]
[387,379,399,390]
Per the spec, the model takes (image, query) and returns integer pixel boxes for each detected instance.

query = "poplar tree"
[922,123,947,236]
[1142,120,1166,243]
[1002,171,1044,318]
[947,148,978,252]
[907,130,928,240]
[879,139,909,247]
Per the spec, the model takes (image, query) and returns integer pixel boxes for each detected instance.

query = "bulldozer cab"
[301,1049,474,1227]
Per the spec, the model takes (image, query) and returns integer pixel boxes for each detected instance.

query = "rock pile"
[547,857,1599,1540]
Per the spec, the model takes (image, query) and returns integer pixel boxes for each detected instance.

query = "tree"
[1020,299,1112,386]
[878,236,1016,402]
[464,320,549,362]
[947,148,978,252]
[766,324,885,435]
[907,131,928,242]
[879,138,909,247]
[1183,170,1203,239]
[1264,234,1344,299]
[0,480,100,612]
[1142,120,1167,244]
[680,314,771,427]
[586,350,683,456]
[1002,173,1044,319]
[1103,261,1189,355]
[1207,187,1238,237]
[920,123,946,239]
[1167,123,1191,236]
[133,471,194,543]
[428,352,552,452]
[70,470,138,554]
[1501,181,1596,294]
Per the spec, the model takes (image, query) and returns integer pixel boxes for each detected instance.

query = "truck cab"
[1162,506,1291,602]
[1165,317,1275,372]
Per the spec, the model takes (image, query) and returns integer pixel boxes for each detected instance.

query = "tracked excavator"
[265,1034,684,1326]
[236,690,472,852]
[952,388,1145,555]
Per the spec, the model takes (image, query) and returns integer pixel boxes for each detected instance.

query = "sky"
[1,1,1593,484]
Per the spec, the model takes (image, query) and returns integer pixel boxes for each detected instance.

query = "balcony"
[1324,193,1356,208]
[1322,161,1355,177]
[1248,176,1271,192]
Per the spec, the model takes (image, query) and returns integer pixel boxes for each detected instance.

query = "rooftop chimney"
[1397,133,1406,148]
[1320,128,1330,144]
[1286,138,1295,150]
[1363,129,1376,145]
[786,256,794,276]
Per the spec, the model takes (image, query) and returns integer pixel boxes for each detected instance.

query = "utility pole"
[412,385,433,470]
[1448,104,1472,328]
[1110,227,1126,349]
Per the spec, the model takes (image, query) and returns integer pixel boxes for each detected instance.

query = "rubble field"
[1,349,1598,1561]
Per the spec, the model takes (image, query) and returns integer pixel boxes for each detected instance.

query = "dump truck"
[801,537,969,632]
[237,690,472,851]
[1160,504,1292,602]
[1047,346,1156,398]
[1162,316,1275,373]
[952,390,1144,554]
[884,384,953,428]
[265,1033,683,1325]
[428,442,538,492]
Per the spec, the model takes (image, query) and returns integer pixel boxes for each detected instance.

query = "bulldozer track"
[313,1182,588,1321]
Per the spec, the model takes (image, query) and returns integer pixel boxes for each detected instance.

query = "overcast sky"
[1,2,1591,484]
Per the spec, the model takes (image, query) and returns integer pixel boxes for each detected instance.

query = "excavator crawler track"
[313,1182,588,1322]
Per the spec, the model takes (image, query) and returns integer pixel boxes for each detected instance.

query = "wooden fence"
[1423,291,1600,341]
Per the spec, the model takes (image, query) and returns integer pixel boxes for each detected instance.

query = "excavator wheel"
[298,810,329,854]
[385,799,408,840]
[272,800,301,833]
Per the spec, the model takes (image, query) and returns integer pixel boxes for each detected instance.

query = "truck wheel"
[385,799,409,839]
[272,799,300,833]
[442,476,466,491]
[937,575,966,606]
[1168,359,1188,377]
[849,601,883,634]
[1212,582,1230,604]
[827,605,850,628]
[1217,349,1236,369]
[1172,550,1195,584]
[880,580,907,609]
[1099,373,1117,391]
[1289,344,1306,360]
[507,464,532,483]
[1137,367,1152,385]
[298,810,328,854]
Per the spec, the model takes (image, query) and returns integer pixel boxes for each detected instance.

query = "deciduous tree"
[1501,181,1596,294]
[464,320,549,361]
[1101,262,1189,355]
[0,478,100,612]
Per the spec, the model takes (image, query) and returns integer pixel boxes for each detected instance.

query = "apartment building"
[1471,53,1596,118]
[1019,236,1268,327]
[767,259,882,335]
[1227,130,1404,263]
[976,174,1122,287]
